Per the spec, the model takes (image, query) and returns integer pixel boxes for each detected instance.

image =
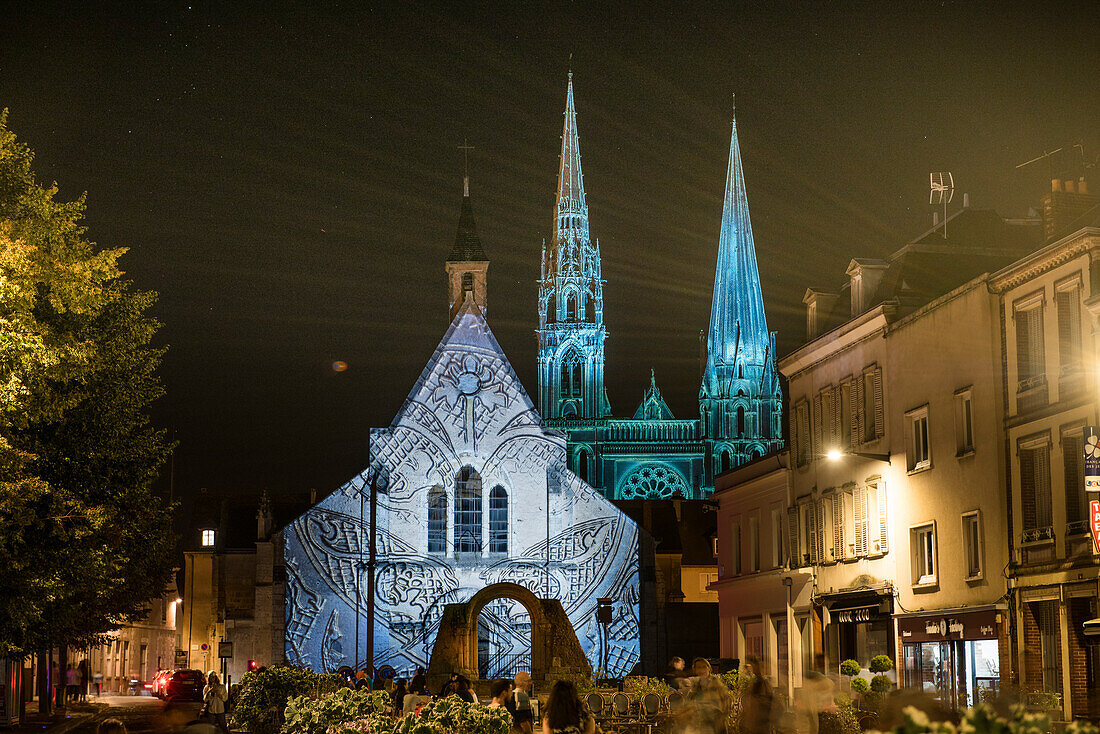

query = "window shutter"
[876,482,888,554]
[1035,446,1052,528]
[852,378,864,446]
[832,491,844,560]
[815,501,826,563]
[832,386,842,447]
[873,367,885,439]
[1064,434,1085,525]
[812,393,823,456]
[787,506,800,567]
[1057,289,1081,370]
[854,486,867,556]
[1020,449,1036,531]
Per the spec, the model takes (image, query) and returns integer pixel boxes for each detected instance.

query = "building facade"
[283,183,641,679]
[540,77,782,499]
[85,581,181,692]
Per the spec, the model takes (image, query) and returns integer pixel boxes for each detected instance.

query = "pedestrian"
[454,676,476,703]
[664,656,687,690]
[410,667,427,696]
[391,678,408,716]
[66,664,79,703]
[739,656,774,734]
[79,660,90,703]
[94,671,103,697]
[488,679,513,709]
[439,673,459,697]
[98,718,127,734]
[542,679,595,734]
[684,658,730,734]
[202,671,229,734]
[511,671,534,734]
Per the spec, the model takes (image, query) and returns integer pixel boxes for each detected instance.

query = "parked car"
[151,669,173,698]
[162,669,205,702]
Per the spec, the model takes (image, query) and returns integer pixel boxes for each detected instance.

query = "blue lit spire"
[700,103,783,473]
[537,72,610,420]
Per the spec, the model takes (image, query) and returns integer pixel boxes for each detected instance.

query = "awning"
[1085,618,1100,637]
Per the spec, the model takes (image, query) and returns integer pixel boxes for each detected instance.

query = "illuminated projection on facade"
[284,294,641,678]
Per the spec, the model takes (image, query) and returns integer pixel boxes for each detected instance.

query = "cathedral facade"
[283,181,641,679]
[539,77,783,500]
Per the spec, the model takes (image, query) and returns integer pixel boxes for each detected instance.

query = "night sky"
[2,2,1097,516]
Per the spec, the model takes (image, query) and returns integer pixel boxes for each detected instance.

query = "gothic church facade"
[539,76,783,500]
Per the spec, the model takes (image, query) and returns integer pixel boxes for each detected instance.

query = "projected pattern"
[284,299,640,677]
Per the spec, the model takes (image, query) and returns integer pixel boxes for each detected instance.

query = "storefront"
[898,608,1004,709]
[821,591,894,673]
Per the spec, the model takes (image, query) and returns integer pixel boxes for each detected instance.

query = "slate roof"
[448,191,488,262]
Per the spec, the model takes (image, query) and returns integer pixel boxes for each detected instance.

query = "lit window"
[712,537,719,558]
[201,529,215,547]
[910,523,936,586]
[488,485,508,553]
[453,466,482,553]
[906,406,931,472]
[962,512,982,579]
[954,389,974,455]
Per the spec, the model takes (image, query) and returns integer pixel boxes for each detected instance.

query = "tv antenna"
[929,172,954,238]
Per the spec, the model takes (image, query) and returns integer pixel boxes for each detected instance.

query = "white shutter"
[873,367,885,439]
[853,377,865,445]
[815,501,826,563]
[876,482,888,554]
[854,486,868,556]
[812,393,823,457]
[832,490,845,560]
[787,506,801,566]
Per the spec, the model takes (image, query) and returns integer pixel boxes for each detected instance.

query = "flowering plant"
[283,688,392,734]
[394,696,511,734]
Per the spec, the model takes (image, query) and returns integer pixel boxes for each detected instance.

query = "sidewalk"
[4,701,109,734]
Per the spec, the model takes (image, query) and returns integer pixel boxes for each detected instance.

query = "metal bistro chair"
[586,691,608,718]
[641,692,661,717]
[611,692,631,717]
[667,690,685,714]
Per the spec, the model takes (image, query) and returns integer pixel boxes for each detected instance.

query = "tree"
[0,110,175,657]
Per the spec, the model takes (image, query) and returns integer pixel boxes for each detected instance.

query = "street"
[73,696,202,734]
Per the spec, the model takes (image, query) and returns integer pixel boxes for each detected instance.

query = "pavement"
[5,695,201,734]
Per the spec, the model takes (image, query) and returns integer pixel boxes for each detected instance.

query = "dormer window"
[201,529,215,547]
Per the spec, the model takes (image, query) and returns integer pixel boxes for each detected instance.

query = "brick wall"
[1022,601,1061,692]
[1068,598,1097,718]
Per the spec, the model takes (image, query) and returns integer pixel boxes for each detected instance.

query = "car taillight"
[144,684,153,689]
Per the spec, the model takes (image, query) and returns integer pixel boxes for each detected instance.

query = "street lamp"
[825,448,891,464]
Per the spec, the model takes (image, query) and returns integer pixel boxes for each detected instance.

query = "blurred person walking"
[542,680,595,734]
[202,671,229,734]
[512,671,534,734]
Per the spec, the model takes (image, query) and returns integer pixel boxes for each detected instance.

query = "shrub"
[850,677,869,694]
[283,689,392,734]
[232,666,345,734]
[869,656,894,674]
[820,697,860,734]
[865,703,1100,734]
[839,659,861,677]
[623,677,671,697]
[870,675,892,694]
[394,696,511,734]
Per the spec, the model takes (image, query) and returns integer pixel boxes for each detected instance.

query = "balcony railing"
[1021,526,1054,544]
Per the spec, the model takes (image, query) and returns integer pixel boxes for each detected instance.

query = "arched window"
[561,362,571,395]
[737,406,746,436]
[572,363,583,396]
[566,293,577,320]
[427,486,446,553]
[721,450,732,473]
[547,294,556,322]
[585,296,595,322]
[488,485,508,553]
[461,272,473,292]
[454,466,482,553]
[578,449,590,483]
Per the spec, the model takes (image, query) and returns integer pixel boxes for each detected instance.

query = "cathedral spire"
[705,108,770,380]
[446,174,489,321]
[555,72,589,242]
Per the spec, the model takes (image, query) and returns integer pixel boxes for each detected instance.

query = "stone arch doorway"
[426,582,591,687]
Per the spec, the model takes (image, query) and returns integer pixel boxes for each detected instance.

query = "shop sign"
[898,609,999,642]
[835,607,876,623]
[1086,428,1100,491]
[1091,500,1100,554]
[174,649,187,668]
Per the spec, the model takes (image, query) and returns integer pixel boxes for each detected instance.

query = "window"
[1055,279,1082,376]
[577,448,590,484]
[712,537,719,558]
[454,466,482,552]
[427,486,447,553]
[911,523,937,586]
[820,495,836,562]
[201,529,215,547]
[1062,426,1088,528]
[839,380,852,449]
[699,572,718,592]
[1019,438,1053,536]
[1015,301,1045,387]
[955,389,974,455]
[773,509,785,568]
[963,511,983,579]
[861,367,883,443]
[841,489,856,559]
[566,293,577,320]
[461,272,473,292]
[721,449,732,473]
[1036,602,1061,693]
[749,515,760,572]
[729,520,742,575]
[800,501,818,565]
[488,485,508,553]
[585,297,595,322]
[906,406,931,471]
[737,406,746,437]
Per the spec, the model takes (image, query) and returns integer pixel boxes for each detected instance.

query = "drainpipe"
[783,576,794,702]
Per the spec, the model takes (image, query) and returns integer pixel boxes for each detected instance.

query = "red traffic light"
[248,660,258,671]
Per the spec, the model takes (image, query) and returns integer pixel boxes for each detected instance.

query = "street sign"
[1090,500,1100,554]
[174,650,187,668]
[1085,428,1100,491]
[218,642,233,659]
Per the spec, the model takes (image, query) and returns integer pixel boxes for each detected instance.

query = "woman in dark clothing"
[454,676,476,703]
[391,679,408,716]
[543,680,595,734]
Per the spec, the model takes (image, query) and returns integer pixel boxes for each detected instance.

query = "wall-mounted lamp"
[825,449,891,465]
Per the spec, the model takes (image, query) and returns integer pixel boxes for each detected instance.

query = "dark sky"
[2,2,1097,514]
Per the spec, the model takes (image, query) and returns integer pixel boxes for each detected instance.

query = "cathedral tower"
[700,107,783,478]
[446,176,489,320]
[537,74,610,419]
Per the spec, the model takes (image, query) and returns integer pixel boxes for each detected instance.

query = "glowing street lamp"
[824,448,891,464]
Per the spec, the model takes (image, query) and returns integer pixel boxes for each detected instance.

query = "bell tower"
[446,175,489,320]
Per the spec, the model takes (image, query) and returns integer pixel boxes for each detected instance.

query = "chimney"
[1042,174,1098,240]
[1080,178,1089,195]
[1065,179,1077,194]
[1052,179,1062,192]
